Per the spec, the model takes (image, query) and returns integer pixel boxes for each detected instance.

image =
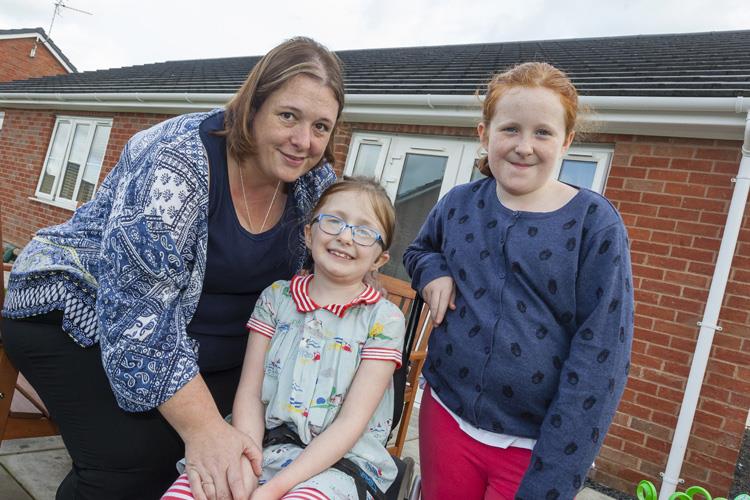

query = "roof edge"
[0,93,747,140]
[0,28,77,73]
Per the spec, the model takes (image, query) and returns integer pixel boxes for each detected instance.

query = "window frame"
[34,115,113,209]
[555,144,614,193]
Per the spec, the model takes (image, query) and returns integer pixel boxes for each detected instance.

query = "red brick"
[632,264,665,280]
[651,145,696,158]
[636,392,680,414]
[605,188,642,203]
[713,160,741,175]
[640,278,681,296]
[681,286,709,303]
[641,367,685,389]
[609,423,647,444]
[675,221,721,239]
[658,206,701,221]
[689,172,733,187]
[618,202,658,217]
[664,270,708,288]
[647,254,689,272]
[631,240,670,255]
[694,148,741,162]
[649,232,690,248]
[686,450,734,474]
[624,179,665,193]
[645,169,690,182]
[651,409,678,428]
[664,182,707,197]
[670,158,715,171]
[631,155,671,168]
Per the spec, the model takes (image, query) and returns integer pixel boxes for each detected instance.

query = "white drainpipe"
[658,110,750,498]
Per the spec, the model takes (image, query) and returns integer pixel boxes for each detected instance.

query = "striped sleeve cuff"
[361,347,403,368]
[246,318,275,339]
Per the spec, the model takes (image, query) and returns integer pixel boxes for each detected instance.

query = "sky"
[1,0,749,72]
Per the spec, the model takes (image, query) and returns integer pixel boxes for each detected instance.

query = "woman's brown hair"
[222,37,345,166]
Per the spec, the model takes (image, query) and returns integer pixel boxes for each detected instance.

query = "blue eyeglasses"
[312,214,385,248]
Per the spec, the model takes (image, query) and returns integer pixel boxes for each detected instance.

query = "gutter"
[658,110,750,499]
[0,93,748,140]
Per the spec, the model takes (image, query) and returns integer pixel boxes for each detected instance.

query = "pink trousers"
[418,386,532,500]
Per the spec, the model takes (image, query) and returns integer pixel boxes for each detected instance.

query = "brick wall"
[0,109,172,246]
[588,134,749,494]
[0,37,68,83]
[0,108,748,495]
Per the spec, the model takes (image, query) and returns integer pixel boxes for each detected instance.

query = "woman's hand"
[159,376,262,500]
[183,418,262,500]
[422,276,456,325]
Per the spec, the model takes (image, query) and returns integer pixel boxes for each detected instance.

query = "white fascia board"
[343,94,750,141]
[0,93,231,114]
[0,33,75,73]
[0,92,748,140]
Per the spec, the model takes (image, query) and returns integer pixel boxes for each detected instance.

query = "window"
[556,145,613,193]
[468,144,614,193]
[35,116,112,207]
[0,112,5,130]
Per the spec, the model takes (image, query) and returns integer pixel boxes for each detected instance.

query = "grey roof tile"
[0,30,748,97]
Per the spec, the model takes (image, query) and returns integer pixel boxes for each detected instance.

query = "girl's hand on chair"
[423,276,456,325]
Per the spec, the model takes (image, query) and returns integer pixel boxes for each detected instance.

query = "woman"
[2,36,344,500]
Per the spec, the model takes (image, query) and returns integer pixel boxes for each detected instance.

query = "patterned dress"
[249,275,405,499]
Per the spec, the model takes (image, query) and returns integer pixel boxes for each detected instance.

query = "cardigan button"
[484,346,490,354]
[475,384,482,392]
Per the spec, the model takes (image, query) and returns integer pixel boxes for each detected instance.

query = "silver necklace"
[238,165,281,233]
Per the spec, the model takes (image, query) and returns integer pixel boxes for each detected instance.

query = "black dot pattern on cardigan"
[403,179,634,498]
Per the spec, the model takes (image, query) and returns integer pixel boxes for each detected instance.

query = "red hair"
[477,62,578,176]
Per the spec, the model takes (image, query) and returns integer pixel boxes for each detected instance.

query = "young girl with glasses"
[163,177,405,500]
[404,62,634,499]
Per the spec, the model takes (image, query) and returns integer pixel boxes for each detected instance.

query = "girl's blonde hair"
[477,62,579,177]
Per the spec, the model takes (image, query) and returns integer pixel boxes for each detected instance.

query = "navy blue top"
[188,112,298,371]
[404,177,634,499]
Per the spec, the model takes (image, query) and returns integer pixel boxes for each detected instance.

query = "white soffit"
[0,93,747,141]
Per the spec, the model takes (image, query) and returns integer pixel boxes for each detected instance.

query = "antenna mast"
[32,0,92,58]
[47,0,93,38]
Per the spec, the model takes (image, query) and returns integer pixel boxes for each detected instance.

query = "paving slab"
[0,463,33,500]
[577,487,617,499]
[0,447,71,500]
[0,436,65,456]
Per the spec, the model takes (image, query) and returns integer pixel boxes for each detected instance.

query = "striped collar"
[290,274,381,318]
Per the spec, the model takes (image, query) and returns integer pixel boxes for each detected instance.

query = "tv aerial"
[31,1,92,58]
[48,1,93,37]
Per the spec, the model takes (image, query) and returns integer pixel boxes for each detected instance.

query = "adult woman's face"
[247,74,340,184]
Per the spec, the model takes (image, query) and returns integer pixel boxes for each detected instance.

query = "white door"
[344,133,478,281]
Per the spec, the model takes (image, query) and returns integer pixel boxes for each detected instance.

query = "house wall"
[0,108,170,245]
[0,108,748,494]
[0,37,68,83]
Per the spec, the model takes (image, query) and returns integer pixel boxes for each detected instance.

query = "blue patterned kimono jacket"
[3,109,336,412]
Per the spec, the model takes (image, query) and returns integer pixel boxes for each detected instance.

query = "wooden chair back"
[0,206,58,442]
[379,274,434,458]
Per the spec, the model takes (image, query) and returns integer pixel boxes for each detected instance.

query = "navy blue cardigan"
[404,178,634,499]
